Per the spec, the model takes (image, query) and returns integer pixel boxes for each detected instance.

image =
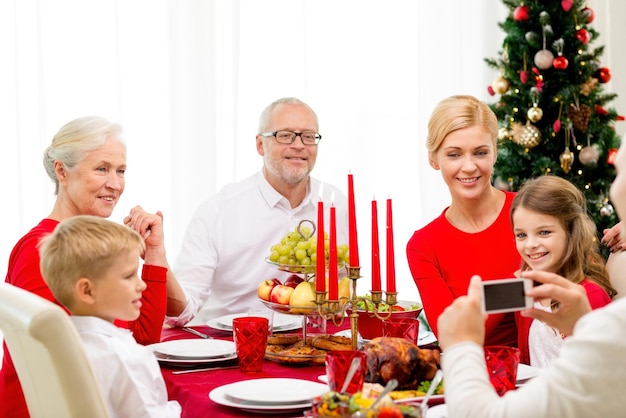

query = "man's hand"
[520,270,591,337]
[438,275,487,350]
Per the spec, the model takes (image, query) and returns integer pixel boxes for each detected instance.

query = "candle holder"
[308,265,401,350]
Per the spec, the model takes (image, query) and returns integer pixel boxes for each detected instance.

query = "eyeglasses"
[259,131,322,146]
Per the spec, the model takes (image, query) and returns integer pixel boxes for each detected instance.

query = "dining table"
[159,321,352,418]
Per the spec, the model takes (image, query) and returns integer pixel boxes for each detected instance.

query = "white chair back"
[0,282,110,418]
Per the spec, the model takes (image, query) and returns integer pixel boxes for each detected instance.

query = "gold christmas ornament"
[513,122,541,149]
[492,75,510,95]
[580,78,599,96]
[578,146,600,165]
[527,105,543,123]
[498,127,511,141]
[560,147,575,173]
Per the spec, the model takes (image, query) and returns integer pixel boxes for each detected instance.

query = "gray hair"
[43,116,124,194]
[257,97,319,133]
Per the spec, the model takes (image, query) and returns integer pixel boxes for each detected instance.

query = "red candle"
[348,173,360,267]
[316,186,325,293]
[371,198,381,292]
[328,193,338,300]
[386,198,396,293]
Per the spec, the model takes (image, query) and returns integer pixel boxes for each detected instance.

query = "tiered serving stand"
[261,220,399,352]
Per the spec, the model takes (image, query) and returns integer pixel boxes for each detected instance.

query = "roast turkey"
[362,337,440,390]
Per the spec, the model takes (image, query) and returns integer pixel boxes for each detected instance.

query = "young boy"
[39,215,181,418]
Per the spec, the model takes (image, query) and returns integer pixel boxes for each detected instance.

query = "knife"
[181,327,213,339]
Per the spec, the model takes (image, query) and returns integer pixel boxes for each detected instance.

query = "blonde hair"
[39,215,145,307]
[511,175,616,298]
[43,116,124,194]
[427,95,498,155]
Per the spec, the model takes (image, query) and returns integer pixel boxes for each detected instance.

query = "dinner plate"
[149,339,236,359]
[225,378,327,405]
[207,313,302,332]
[153,351,238,366]
[426,404,447,418]
[209,378,327,414]
[517,363,540,383]
[392,363,540,404]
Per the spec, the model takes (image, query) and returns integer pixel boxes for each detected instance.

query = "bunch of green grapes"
[268,225,349,266]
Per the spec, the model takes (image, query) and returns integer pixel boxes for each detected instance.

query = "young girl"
[511,175,617,367]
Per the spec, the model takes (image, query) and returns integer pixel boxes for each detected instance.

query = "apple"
[270,284,294,305]
[289,281,316,314]
[257,278,281,301]
[284,274,305,289]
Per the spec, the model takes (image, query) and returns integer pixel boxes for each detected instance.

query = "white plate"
[517,363,540,383]
[394,363,540,404]
[209,378,327,413]
[153,351,238,365]
[225,378,327,405]
[208,313,302,332]
[426,404,447,418]
[149,339,236,359]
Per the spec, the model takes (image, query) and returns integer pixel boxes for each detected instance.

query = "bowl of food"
[354,299,423,340]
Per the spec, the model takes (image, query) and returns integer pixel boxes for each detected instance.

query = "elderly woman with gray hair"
[0,116,179,418]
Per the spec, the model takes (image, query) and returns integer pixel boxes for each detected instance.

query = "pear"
[289,281,317,314]
[338,277,351,300]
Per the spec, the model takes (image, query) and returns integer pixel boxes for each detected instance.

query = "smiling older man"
[166,97,348,325]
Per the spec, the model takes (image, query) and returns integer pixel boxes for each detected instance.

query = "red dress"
[406,191,521,346]
[0,219,168,418]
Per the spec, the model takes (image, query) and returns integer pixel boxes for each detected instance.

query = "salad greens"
[355,295,421,312]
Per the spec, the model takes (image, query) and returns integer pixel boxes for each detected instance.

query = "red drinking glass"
[232,317,268,373]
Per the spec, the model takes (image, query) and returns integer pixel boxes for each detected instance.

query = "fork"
[421,369,444,418]
[181,327,212,339]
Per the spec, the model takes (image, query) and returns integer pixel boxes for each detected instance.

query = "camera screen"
[483,281,527,311]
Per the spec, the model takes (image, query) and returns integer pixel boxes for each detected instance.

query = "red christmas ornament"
[595,105,609,116]
[608,148,618,165]
[561,0,573,12]
[576,28,590,45]
[532,67,544,92]
[553,119,562,133]
[487,85,495,96]
[581,7,595,23]
[553,56,569,70]
[520,71,528,83]
[597,67,612,83]
[514,5,529,21]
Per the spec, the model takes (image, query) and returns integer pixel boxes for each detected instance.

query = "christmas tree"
[485,0,623,256]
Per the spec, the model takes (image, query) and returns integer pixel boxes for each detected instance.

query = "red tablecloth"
[160,322,349,418]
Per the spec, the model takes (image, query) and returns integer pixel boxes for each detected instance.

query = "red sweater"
[516,279,612,365]
[406,191,521,346]
[0,219,168,418]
